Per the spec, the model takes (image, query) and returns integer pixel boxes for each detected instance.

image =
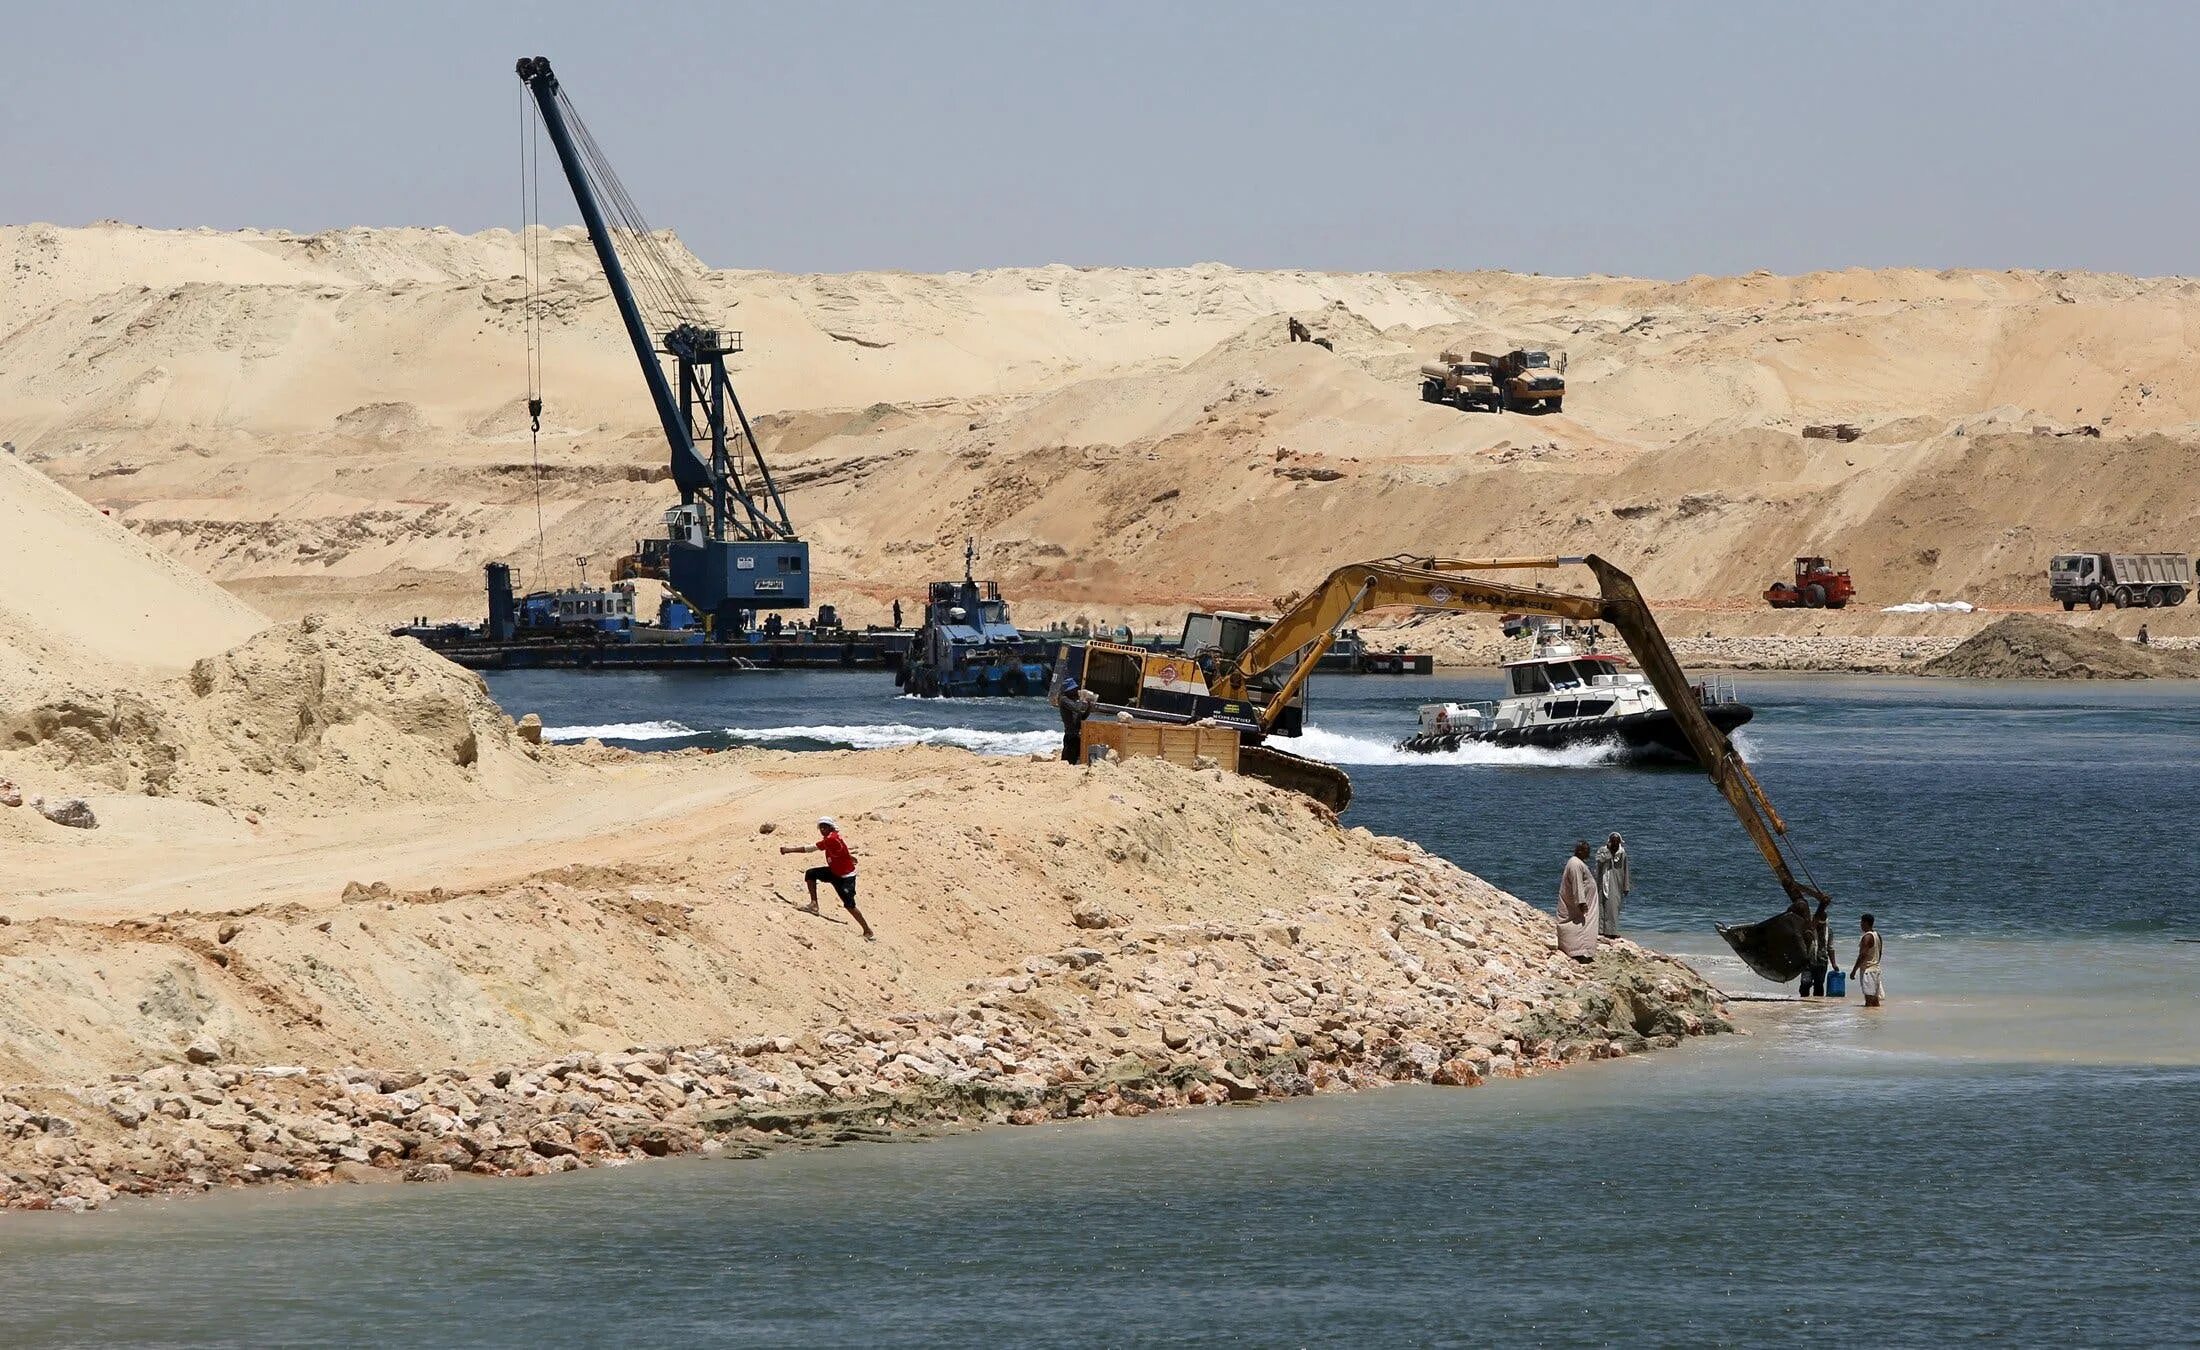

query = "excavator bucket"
[1238,744,1353,813]
[1714,904,1817,983]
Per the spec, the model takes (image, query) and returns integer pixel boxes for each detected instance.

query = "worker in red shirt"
[781,817,875,940]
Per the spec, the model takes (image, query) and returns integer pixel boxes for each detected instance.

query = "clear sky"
[6,0,2196,278]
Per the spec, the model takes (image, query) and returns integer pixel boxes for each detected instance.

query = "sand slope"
[0,451,263,700]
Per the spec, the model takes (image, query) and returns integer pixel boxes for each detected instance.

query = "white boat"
[1399,620,1750,761]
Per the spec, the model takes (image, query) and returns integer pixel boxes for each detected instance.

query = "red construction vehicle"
[1764,556,1855,609]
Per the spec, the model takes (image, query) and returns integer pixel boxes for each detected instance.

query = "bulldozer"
[1053,554,1833,983]
[1764,555,1855,609]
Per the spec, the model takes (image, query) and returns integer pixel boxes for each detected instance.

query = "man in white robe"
[1593,832,1631,938]
[1556,840,1599,960]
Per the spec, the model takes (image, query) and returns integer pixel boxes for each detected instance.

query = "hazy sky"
[7,1,2197,278]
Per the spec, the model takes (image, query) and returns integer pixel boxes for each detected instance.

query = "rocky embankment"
[1373,619,1963,673]
[0,835,1724,1212]
[1670,634,1962,672]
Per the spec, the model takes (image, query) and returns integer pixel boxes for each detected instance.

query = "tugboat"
[896,540,1054,697]
[1399,618,1750,759]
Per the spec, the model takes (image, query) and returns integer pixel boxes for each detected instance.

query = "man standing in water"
[1800,897,1834,997]
[1556,841,1599,961]
[1593,832,1630,938]
[1850,912,1884,1007]
[781,818,875,941]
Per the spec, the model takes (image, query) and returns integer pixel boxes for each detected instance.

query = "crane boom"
[516,57,709,506]
[1214,554,1824,907]
[514,56,807,629]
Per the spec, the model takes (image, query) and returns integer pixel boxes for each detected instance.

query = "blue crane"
[515,56,807,633]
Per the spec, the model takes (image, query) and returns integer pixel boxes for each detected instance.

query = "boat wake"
[545,718,1742,767]
[541,718,1055,755]
[542,719,699,742]
[721,722,1058,756]
[1292,725,1626,768]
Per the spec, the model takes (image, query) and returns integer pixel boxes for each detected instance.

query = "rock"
[401,1162,455,1184]
[1070,904,1119,930]
[516,712,544,745]
[183,1035,223,1065]
[330,1160,393,1185]
[527,1122,578,1157]
[1160,1024,1193,1051]
[0,782,20,808]
[1400,1043,1443,1079]
[1431,1058,1484,1087]
[33,796,96,829]
[613,1123,700,1157]
[1212,1071,1264,1102]
[411,1138,475,1168]
[217,922,242,945]
[757,821,777,835]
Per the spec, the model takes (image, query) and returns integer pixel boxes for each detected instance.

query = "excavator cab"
[1178,611,1268,666]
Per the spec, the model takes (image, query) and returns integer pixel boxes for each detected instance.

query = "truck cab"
[1472,348,1567,413]
[1418,352,1501,412]
[2048,553,2105,609]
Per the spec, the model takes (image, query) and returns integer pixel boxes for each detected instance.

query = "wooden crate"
[1083,720,1240,772]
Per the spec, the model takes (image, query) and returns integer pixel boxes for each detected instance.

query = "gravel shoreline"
[0,842,1727,1213]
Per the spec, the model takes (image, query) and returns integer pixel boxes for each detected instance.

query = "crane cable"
[519,87,547,585]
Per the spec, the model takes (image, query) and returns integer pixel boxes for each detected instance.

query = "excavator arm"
[1217,554,1823,913]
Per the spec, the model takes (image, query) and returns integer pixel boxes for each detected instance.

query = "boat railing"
[1693,675,1739,707]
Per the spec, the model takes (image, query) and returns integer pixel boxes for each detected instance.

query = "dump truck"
[1473,349,1566,413]
[1418,351,1502,413]
[2048,552,2192,609]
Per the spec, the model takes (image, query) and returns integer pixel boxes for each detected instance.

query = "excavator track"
[1239,745,1353,814]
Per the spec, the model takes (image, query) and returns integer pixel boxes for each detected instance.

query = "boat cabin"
[1504,653,1625,697]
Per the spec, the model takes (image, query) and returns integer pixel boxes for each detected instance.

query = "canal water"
[2,670,2193,1345]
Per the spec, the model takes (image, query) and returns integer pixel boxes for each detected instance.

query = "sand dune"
[5,223,2197,637]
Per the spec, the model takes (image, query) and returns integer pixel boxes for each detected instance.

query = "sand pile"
[2,614,541,812]
[1922,615,2200,679]
[0,452,263,700]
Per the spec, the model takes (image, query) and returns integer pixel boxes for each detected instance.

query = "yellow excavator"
[1053,554,1829,981]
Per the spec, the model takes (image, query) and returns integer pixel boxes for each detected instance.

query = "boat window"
[1509,664,1551,696]
[1546,700,1577,718]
